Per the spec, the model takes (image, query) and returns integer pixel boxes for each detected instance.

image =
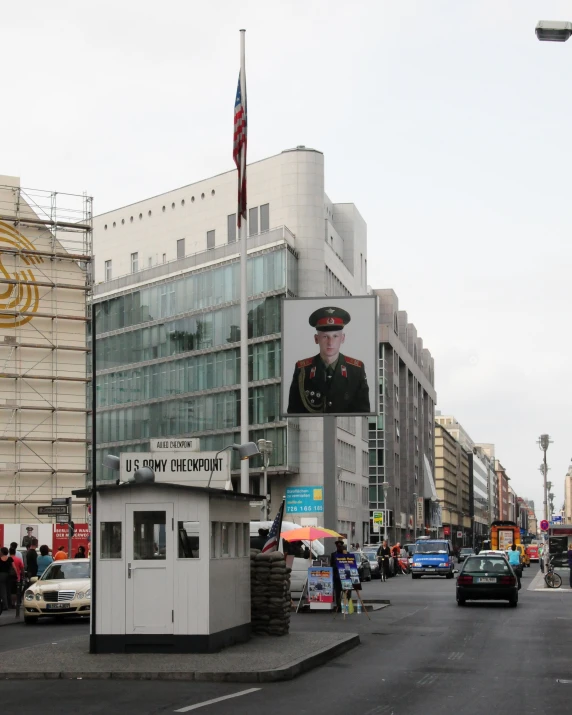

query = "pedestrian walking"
[54,546,68,561]
[508,544,521,589]
[74,545,87,559]
[568,544,572,589]
[8,547,23,608]
[0,547,15,611]
[377,540,391,581]
[539,542,545,573]
[391,543,401,575]
[36,545,53,578]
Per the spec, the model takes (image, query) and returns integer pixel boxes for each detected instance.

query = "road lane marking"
[448,652,464,661]
[174,688,261,712]
[417,673,439,686]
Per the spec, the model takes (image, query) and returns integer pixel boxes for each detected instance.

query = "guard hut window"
[178,521,200,558]
[101,522,122,559]
[177,238,185,259]
[130,252,139,273]
[207,230,215,250]
[133,511,166,560]
[104,260,112,281]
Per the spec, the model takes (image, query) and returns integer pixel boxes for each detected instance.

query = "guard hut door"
[126,503,174,635]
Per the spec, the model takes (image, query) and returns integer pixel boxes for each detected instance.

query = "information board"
[307,567,334,610]
[285,486,324,514]
[332,553,361,591]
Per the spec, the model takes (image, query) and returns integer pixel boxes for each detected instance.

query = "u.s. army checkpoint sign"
[120,450,229,488]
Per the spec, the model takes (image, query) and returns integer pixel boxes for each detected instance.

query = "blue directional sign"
[552,515,562,524]
[285,486,324,514]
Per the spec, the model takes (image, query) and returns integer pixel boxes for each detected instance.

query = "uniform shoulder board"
[345,356,363,368]
[296,357,314,368]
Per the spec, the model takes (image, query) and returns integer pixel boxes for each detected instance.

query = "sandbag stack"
[250,550,291,636]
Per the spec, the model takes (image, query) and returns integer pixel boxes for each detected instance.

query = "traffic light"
[69,521,75,538]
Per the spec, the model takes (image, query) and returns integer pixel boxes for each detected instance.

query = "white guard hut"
[74,481,252,653]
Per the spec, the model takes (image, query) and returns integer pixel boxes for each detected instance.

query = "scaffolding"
[0,179,93,523]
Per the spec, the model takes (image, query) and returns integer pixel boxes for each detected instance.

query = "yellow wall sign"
[0,220,42,328]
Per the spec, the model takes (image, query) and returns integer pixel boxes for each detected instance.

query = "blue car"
[411,538,455,579]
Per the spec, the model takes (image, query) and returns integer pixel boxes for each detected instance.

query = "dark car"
[458,547,475,563]
[351,552,372,582]
[456,555,518,607]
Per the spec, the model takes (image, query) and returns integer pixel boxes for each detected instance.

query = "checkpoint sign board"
[285,486,324,514]
[540,519,550,532]
[120,451,229,488]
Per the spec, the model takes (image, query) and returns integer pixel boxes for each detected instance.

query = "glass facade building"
[93,243,299,483]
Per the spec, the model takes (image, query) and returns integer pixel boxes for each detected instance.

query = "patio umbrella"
[280,526,343,562]
[280,527,342,542]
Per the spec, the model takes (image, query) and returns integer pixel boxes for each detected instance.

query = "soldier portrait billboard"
[281,296,378,417]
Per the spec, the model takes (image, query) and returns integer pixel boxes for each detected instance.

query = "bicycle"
[544,559,562,589]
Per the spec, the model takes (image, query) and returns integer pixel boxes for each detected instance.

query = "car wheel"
[509,598,518,608]
[446,572,454,579]
[457,598,465,606]
[367,575,372,582]
[24,616,38,625]
[412,574,421,580]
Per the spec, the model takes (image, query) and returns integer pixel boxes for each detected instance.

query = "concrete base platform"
[0,631,360,682]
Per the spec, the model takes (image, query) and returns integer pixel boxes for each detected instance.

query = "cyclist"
[508,544,521,589]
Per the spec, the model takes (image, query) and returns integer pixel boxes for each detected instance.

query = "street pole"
[538,434,552,522]
[257,439,272,520]
[382,481,389,542]
[322,416,338,555]
[413,491,417,541]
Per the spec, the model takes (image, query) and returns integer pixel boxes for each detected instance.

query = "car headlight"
[439,562,448,567]
[85,589,91,599]
[25,590,35,601]
[35,593,42,601]
[76,592,85,599]
[413,562,421,567]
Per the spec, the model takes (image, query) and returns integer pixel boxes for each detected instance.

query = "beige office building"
[0,177,92,523]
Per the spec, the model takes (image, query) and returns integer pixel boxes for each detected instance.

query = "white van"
[250,521,325,595]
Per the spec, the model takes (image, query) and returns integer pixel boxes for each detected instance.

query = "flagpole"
[239,28,249,495]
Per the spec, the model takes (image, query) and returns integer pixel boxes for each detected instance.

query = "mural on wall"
[0,220,42,327]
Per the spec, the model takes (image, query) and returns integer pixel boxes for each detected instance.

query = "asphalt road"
[1,566,571,714]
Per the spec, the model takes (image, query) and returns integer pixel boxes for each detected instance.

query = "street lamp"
[257,439,273,520]
[207,441,260,489]
[536,20,572,42]
[381,481,390,541]
[537,434,553,521]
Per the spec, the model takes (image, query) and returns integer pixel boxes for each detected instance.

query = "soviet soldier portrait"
[287,306,371,414]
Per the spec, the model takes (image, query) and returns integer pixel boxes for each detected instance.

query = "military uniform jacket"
[287,353,371,414]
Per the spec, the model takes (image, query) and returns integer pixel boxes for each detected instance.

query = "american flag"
[233,72,247,227]
[261,500,285,553]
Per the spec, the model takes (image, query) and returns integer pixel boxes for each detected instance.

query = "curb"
[0,616,23,628]
[0,634,360,683]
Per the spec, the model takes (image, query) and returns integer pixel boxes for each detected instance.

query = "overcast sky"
[3,1,571,518]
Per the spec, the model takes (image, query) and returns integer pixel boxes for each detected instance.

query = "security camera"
[536,21,572,42]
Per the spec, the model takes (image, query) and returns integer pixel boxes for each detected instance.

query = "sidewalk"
[0,609,23,627]
[528,567,572,592]
[0,631,359,682]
